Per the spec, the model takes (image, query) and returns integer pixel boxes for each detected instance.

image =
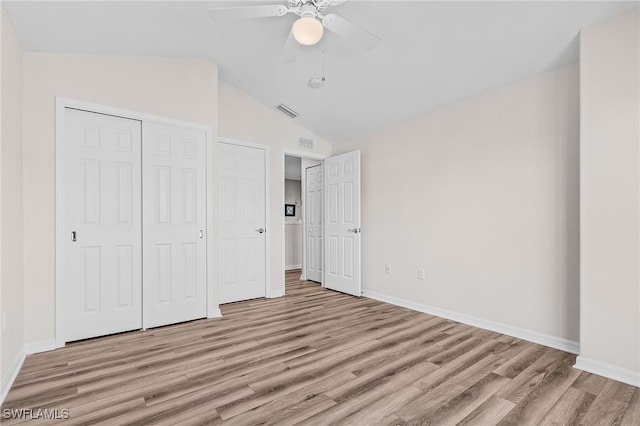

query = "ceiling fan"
[208,0,381,61]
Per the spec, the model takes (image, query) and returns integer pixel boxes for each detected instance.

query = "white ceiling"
[4,1,638,142]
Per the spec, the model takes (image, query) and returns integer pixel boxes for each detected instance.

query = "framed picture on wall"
[285,204,296,217]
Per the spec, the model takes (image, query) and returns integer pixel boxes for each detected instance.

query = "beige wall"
[0,5,24,392]
[285,223,303,269]
[578,7,640,379]
[217,81,332,294]
[22,53,218,345]
[335,63,580,347]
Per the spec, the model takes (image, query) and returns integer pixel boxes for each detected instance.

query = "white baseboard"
[285,264,302,271]
[25,339,57,355]
[1,347,26,405]
[574,356,640,387]
[208,308,223,318]
[362,290,579,355]
[267,289,285,298]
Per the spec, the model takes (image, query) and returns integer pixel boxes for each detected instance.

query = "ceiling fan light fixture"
[292,16,324,46]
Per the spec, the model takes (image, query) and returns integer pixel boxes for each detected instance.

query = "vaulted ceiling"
[5,1,638,142]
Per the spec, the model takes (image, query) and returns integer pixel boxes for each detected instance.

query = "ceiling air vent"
[276,103,299,119]
[299,138,314,150]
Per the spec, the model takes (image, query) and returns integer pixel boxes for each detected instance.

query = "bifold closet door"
[305,164,323,283]
[63,108,143,342]
[142,122,207,328]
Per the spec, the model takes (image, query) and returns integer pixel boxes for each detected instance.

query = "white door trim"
[218,137,271,301]
[281,149,329,292]
[55,97,216,348]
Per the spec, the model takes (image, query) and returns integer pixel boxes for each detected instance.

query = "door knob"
[199,230,204,239]
[256,228,266,234]
[347,228,361,234]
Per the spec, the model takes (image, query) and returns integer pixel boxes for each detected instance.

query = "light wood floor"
[2,270,639,425]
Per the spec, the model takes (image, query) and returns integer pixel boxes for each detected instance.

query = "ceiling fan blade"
[208,5,288,20]
[315,0,348,7]
[322,13,381,50]
[281,30,301,64]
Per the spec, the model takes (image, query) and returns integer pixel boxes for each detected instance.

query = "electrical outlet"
[385,264,391,275]
[418,268,426,280]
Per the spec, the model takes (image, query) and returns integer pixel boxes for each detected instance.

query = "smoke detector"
[309,77,325,89]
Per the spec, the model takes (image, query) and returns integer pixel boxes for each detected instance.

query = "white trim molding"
[207,308,223,318]
[285,264,302,271]
[574,356,640,387]
[1,348,25,405]
[25,340,57,355]
[1,340,59,405]
[362,290,580,355]
[267,289,285,299]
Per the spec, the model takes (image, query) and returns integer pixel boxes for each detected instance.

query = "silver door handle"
[199,230,204,239]
[71,231,77,242]
[256,228,266,234]
[347,228,361,234]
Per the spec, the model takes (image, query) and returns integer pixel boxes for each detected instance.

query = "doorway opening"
[282,150,327,293]
[281,149,362,297]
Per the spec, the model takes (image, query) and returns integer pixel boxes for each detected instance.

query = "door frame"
[54,97,216,348]
[217,137,271,302]
[281,149,328,292]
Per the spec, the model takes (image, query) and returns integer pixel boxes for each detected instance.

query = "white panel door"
[305,164,323,283]
[143,122,207,328]
[63,108,142,342]
[324,150,361,296]
[219,142,267,303]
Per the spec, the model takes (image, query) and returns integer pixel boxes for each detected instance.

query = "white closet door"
[219,142,267,303]
[305,164,323,283]
[324,150,362,297]
[142,122,207,328]
[63,108,142,342]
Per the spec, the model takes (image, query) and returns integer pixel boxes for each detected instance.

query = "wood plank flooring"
[2,270,639,425]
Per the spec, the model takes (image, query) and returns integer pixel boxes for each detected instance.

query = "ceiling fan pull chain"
[322,49,326,81]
